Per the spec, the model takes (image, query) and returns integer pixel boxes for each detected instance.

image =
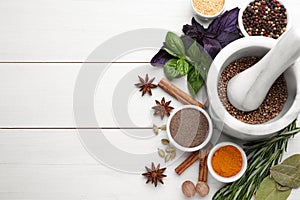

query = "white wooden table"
[0,0,299,199]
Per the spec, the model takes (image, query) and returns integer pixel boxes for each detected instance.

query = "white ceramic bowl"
[207,142,247,183]
[166,105,213,152]
[238,0,291,38]
[207,36,300,140]
[191,0,225,20]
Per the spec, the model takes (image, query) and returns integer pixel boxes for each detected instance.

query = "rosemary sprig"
[213,120,300,200]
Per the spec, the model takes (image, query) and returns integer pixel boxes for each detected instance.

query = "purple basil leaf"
[150,49,174,67]
[203,38,222,59]
[182,24,199,39]
[182,18,205,44]
[192,17,205,33]
[216,32,241,47]
[203,31,217,39]
[208,7,240,35]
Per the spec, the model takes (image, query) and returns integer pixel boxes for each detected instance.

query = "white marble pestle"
[227,28,300,112]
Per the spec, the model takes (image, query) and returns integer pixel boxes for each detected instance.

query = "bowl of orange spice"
[207,142,247,183]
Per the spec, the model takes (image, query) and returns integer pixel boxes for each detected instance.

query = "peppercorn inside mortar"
[212,145,243,177]
[218,56,288,124]
[170,108,209,148]
[242,0,287,39]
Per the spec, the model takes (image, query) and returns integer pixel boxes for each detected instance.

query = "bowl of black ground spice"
[166,105,213,152]
[238,0,291,39]
[206,36,300,140]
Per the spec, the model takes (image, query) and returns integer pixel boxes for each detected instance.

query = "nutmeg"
[182,180,196,198]
[196,181,209,197]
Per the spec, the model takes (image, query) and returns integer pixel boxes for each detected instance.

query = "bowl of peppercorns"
[238,0,291,39]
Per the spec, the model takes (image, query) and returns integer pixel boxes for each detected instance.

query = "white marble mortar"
[206,36,300,140]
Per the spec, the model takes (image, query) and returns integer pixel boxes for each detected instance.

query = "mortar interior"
[216,46,297,125]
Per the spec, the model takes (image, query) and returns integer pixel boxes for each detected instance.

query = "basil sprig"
[163,32,212,96]
[165,32,186,57]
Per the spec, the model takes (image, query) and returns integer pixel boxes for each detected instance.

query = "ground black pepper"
[170,108,208,148]
[242,0,287,39]
[218,56,288,124]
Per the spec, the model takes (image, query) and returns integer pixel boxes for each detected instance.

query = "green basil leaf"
[187,67,204,96]
[187,41,202,63]
[176,58,190,76]
[165,32,185,57]
[186,40,212,79]
[194,63,208,80]
[163,47,180,58]
[164,59,180,80]
[256,177,291,200]
[270,154,300,188]
[193,52,212,79]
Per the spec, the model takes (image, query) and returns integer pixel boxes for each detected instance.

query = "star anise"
[142,162,167,187]
[152,97,174,119]
[134,74,157,96]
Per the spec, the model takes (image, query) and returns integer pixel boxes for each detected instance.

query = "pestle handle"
[227,28,300,112]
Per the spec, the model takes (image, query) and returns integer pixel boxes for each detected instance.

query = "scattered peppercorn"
[242,0,287,39]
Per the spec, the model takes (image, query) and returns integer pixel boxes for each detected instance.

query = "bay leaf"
[256,177,291,200]
[270,154,300,188]
[282,154,300,170]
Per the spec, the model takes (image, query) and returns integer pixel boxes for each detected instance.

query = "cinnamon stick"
[158,78,204,108]
[198,149,207,182]
[203,155,208,182]
[198,144,212,182]
[175,151,199,175]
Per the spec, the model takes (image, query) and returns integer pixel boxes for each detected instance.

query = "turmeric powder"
[211,145,242,177]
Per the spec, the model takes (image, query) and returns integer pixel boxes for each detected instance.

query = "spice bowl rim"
[191,0,226,20]
[207,142,248,183]
[166,105,213,152]
[238,0,292,38]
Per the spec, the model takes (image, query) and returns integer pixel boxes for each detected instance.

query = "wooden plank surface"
[0,63,207,127]
[0,130,298,200]
[0,0,190,62]
[0,0,297,62]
